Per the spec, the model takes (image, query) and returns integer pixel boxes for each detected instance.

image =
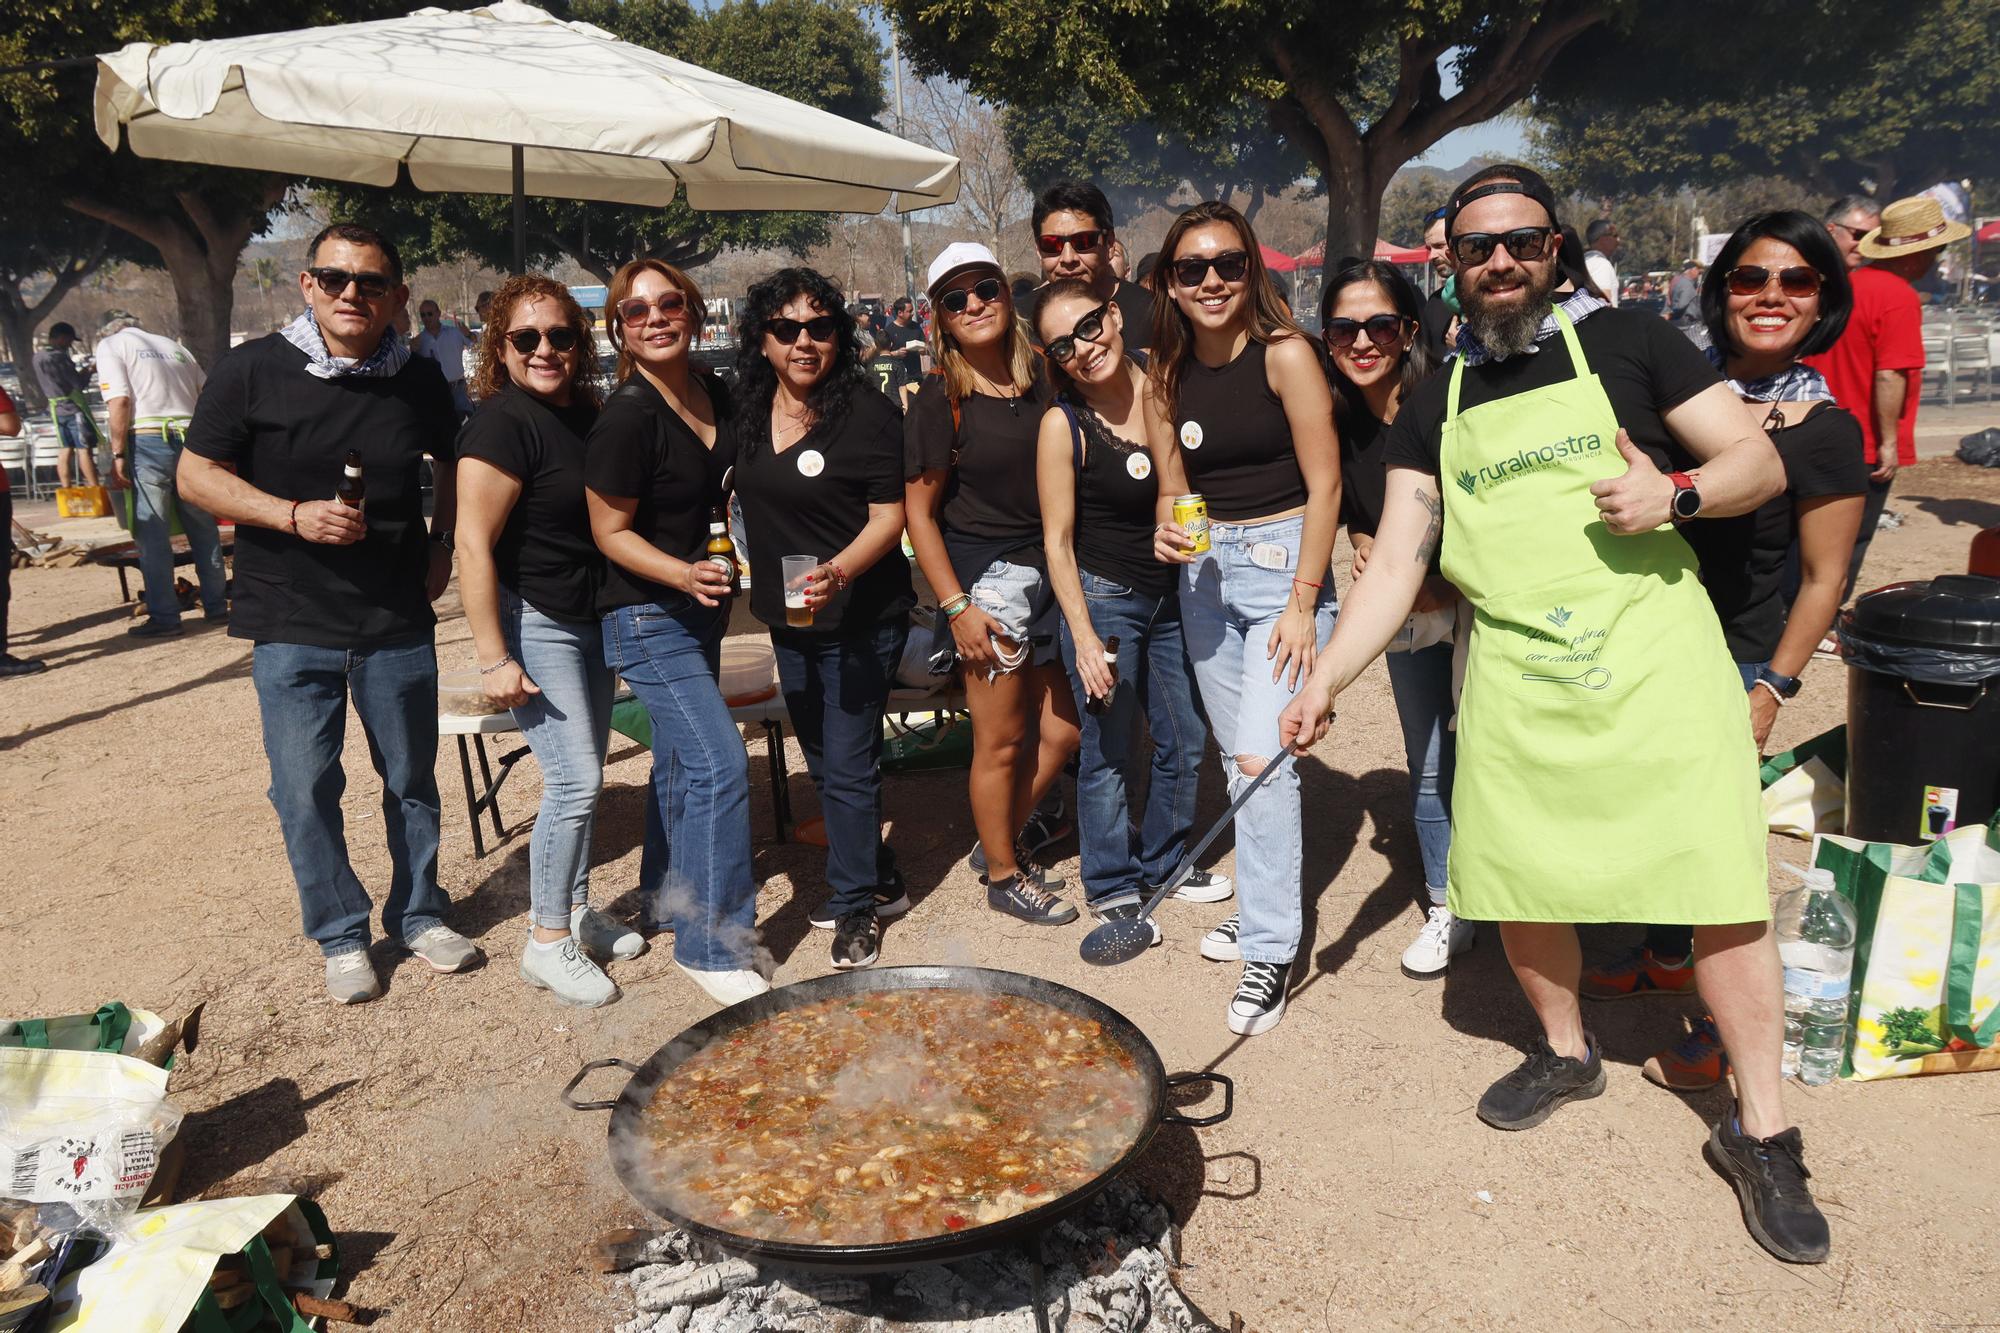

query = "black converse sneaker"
[968,839,1064,890]
[1199,913,1241,961]
[1226,960,1288,1035]
[1164,867,1233,902]
[1476,1036,1607,1130]
[830,910,882,970]
[986,873,1079,926]
[1018,797,1073,858]
[1706,1109,1831,1263]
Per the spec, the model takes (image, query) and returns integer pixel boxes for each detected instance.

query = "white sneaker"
[1227,960,1288,1036]
[520,937,618,1007]
[571,904,645,962]
[1165,868,1234,903]
[400,924,482,973]
[324,950,381,1004]
[1200,913,1242,962]
[1401,904,1474,979]
[675,960,772,1006]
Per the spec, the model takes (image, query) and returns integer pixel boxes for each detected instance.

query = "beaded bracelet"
[941,593,972,620]
[289,500,302,535]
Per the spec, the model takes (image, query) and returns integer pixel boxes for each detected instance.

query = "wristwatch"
[1667,471,1702,523]
[1755,665,1803,699]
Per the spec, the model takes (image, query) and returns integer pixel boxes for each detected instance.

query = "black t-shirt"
[1336,408,1393,538]
[736,380,914,633]
[455,387,602,623]
[1113,280,1155,353]
[1059,398,1173,597]
[584,373,737,612]
[1418,289,1455,363]
[1681,402,1868,662]
[1382,308,1717,480]
[882,320,925,375]
[184,335,456,648]
[904,374,1055,566]
[867,353,909,406]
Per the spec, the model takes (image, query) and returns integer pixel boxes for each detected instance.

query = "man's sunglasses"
[938,277,1004,314]
[506,326,581,355]
[1323,314,1413,351]
[617,293,688,326]
[1045,302,1110,365]
[1035,229,1105,257]
[1725,265,1823,298]
[767,315,838,344]
[1450,227,1556,268]
[308,267,392,300]
[1170,251,1249,287]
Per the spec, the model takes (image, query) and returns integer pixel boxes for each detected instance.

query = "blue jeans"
[503,594,613,930]
[131,430,226,627]
[1385,642,1456,905]
[1181,513,1337,965]
[603,599,757,972]
[1059,572,1204,908]
[55,411,94,453]
[770,617,908,918]
[251,637,448,957]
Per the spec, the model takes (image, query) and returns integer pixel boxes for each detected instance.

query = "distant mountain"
[1392,156,1500,191]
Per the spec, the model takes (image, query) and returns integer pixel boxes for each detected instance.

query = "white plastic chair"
[1950,334,1993,402]
[0,437,28,497]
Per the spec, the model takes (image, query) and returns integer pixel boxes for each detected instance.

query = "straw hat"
[1858,195,1971,260]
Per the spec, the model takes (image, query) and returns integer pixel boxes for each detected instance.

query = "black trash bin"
[1841,574,2000,842]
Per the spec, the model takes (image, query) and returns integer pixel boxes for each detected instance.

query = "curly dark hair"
[732,267,865,451]
[472,273,600,409]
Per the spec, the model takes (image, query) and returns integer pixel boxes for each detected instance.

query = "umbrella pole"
[512,145,527,275]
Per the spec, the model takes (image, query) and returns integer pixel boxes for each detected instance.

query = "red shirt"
[1804,265,1924,466]
[0,383,13,496]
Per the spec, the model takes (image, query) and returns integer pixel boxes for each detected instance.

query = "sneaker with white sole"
[1018,798,1072,858]
[675,960,772,1006]
[1164,867,1233,903]
[1401,904,1474,978]
[400,924,482,973]
[986,873,1079,926]
[520,937,617,1007]
[1227,960,1288,1035]
[1200,913,1242,961]
[571,905,645,962]
[830,910,882,970]
[808,883,913,931]
[324,950,381,1004]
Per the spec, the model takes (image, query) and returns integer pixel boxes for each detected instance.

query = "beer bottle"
[335,450,365,511]
[704,506,737,597]
[1085,636,1122,715]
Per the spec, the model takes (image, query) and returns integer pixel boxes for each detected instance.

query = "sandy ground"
[6,456,2000,1332]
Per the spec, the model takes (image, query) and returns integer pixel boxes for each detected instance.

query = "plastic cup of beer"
[782,555,817,627]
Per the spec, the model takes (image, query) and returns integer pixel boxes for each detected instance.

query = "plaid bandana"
[280,309,412,381]
[1453,289,1607,366]
[1704,345,1832,403]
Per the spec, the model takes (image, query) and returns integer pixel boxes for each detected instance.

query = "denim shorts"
[968,558,1059,671]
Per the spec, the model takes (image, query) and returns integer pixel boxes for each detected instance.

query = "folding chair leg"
[456,735,487,858]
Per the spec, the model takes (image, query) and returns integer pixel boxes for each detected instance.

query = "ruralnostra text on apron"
[1437,311,1767,925]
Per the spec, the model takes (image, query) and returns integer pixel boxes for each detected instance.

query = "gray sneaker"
[325,950,381,1004]
[520,937,618,1007]
[570,904,645,962]
[401,924,482,974]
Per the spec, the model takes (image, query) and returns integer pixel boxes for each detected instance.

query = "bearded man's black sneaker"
[1477,1035,1607,1130]
[1706,1113,1831,1264]
[830,910,881,970]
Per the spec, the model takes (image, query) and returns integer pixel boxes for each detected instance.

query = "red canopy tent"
[1260,244,1298,273]
[1293,238,1429,267]
[1977,220,2000,244]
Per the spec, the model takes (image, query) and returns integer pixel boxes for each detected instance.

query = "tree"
[327,0,887,284]
[886,0,1622,261]
[0,0,405,367]
[903,80,1033,272]
[0,150,137,412]
[1532,0,1984,201]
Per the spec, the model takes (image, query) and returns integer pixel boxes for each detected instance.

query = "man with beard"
[1279,165,1834,1265]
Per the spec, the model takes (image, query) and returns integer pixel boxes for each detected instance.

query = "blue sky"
[1412,114,1531,170]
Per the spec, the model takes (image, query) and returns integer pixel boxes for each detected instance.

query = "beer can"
[1172,494,1211,554]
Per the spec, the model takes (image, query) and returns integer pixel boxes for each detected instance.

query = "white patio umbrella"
[92,0,959,270]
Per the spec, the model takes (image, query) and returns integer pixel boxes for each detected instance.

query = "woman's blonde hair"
[1145,200,1306,410]
[927,264,1039,401]
[472,274,600,408]
[605,258,707,383]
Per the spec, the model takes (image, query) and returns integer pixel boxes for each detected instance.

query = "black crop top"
[1171,340,1308,522]
[1060,399,1173,597]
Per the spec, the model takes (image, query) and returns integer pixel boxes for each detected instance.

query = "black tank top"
[1061,399,1172,597]
[1172,340,1307,521]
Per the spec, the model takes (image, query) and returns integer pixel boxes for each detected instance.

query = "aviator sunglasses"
[1323,314,1413,350]
[1724,265,1824,299]
[307,267,392,300]
[766,315,838,343]
[617,292,688,326]
[1170,250,1249,287]
[1035,228,1105,257]
[1449,226,1556,268]
[506,326,581,355]
[938,277,1004,314]
[1044,302,1110,365]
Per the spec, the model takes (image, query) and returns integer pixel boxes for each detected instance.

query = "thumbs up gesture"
[1588,429,1675,535]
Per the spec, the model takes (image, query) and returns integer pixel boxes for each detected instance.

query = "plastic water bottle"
[1774,864,1858,1085]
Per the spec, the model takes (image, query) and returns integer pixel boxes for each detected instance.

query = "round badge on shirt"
[796,449,826,478]
[1126,451,1153,480]
[1180,420,1204,450]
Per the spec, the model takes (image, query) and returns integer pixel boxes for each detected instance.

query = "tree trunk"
[0,304,43,415]
[1321,161,1387,270]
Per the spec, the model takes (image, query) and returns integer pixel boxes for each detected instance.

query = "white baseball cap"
[926,242,1002,296]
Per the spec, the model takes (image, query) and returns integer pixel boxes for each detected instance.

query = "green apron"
[1438,312,1767,925]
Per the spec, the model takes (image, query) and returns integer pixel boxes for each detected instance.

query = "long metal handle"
[561,1057,641,1111]
[1902,679,1989,711]
[1156,751,1295,901]
[1162,1071,1234,1127]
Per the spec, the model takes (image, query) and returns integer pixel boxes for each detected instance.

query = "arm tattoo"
[1414,487,1443,566]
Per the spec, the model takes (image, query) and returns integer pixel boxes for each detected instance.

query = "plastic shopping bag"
[1759,726,1847,839]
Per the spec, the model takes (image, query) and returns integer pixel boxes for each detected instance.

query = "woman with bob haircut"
[586,257,768,1007]
[1581,210,1865,1090]
[1146,200,1341,1036]
[904,242,1082,929]
[457,273,640,1007]
[731,267,915,971]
